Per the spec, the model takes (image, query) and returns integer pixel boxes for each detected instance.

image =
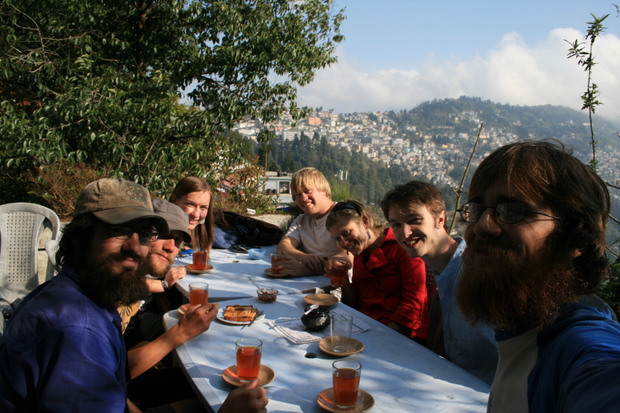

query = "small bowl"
[300,306,331,331]
[247,248,265,260]
[257,288,278,303]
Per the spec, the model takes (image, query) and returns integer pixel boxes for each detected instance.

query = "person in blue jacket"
[457,140,620,412]
[0,178,268,413]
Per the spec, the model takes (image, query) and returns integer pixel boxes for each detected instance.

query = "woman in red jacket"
[326,200,431,342]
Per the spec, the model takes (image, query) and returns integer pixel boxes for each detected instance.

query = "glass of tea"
[236,337,263,382]
[327,257,350,288]
[270,252,286,275]
[192,247,208,270]
[332,359,361,409]
[189,282,209,306]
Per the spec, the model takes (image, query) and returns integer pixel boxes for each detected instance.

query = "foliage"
[26,163,109,219]
[214,162,277,214]
[0,0,344,199]
[567,10,620,312]
[566,13,609,169]
[600,262,620,316]
[329,178,354,202]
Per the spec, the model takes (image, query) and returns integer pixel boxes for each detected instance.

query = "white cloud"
[298,28,620,122]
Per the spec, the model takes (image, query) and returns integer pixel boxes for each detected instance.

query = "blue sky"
[297,0,620,121]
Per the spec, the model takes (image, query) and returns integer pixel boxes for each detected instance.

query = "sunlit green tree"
[0,0,344,205]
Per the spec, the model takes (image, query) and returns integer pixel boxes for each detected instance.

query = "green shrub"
[26,163,109,220]
[599,262,620,316]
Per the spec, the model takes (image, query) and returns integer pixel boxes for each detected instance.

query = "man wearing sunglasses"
[0,179,268,413]
[122,199,192,347]
[457,140,620,412]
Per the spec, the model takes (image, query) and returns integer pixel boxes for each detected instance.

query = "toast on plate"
[224,305,258,322]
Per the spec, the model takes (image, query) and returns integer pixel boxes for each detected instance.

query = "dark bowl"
[300,307,331,331]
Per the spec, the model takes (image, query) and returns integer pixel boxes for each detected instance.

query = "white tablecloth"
[163,293,490,412]
[174,246,331,302]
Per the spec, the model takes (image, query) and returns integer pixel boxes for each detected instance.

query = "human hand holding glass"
[189,282,209,306]
[326,257,351,288]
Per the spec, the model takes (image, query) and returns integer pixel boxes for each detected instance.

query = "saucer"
[316,388,374,412]
[177,304,189,315]
[264,267,287,278]
[186,264,214,274]
[304,293,339,307]
[319,337,364,356]
[222,364,275,387]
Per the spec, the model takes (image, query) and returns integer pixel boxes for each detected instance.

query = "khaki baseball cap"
[152,199,192,243]
[73,178,169,233]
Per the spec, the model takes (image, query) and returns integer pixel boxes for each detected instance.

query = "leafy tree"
[566,9,620,314]
[0,0,344,207]
[566,13,609,170]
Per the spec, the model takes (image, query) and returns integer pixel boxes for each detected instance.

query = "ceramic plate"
[264,267,287,278]
[185,264,214,274]
[222,364,275,387]
[177,304,189,315]
[216,307,265,325]
[316,388,374,413]
[304,293,339,307]
[318,337,364,357]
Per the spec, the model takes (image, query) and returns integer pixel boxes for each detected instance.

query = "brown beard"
[457,234,581,332]
[77,250,150,309]
[147,249,173,279]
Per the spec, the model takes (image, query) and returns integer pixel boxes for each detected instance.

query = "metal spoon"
[248,277,266,294]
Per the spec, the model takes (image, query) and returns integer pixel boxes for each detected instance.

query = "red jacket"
[352,228,429,339]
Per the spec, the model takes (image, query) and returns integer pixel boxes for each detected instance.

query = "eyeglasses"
[101,224,160,242]
[159,234,184,248]
[457,202,560,224]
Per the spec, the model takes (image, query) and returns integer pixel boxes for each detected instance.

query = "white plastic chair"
[0,203,61,310]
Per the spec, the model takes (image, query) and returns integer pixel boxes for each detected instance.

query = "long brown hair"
[170,177,214,255]
[468,140,610,294]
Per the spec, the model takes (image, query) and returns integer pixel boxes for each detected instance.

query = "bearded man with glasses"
[458,140,620,412]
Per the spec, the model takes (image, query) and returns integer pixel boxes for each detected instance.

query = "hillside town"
[235,108,620,193]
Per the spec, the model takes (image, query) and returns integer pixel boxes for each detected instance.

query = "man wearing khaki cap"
[0,179,268,413]
[123,199,192,345]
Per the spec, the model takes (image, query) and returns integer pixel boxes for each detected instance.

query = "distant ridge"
[382,96,620,154]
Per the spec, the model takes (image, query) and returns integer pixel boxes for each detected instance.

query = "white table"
[163,294,490,412]
[174,246,330,302]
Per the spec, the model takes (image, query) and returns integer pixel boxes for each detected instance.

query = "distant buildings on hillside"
[235,110,620,190]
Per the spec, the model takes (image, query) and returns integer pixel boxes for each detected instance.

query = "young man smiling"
[380,180,497,384]
[275,167,347,276]
[122,199,192,346]
[146,199,191,290]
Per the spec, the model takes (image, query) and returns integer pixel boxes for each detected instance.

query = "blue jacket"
[490,304,620,412]
[0,266,128,412]
[529,304,620,412]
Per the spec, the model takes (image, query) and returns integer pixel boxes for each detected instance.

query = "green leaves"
[565,13,609,171]
[1,0,343,204]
